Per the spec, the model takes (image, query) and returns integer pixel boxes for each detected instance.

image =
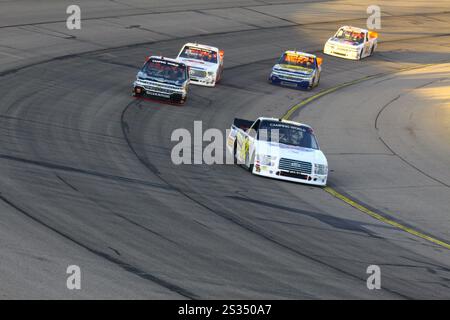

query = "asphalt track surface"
[0,0,449,299]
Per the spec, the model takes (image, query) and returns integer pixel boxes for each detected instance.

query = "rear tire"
[247,153,254,173]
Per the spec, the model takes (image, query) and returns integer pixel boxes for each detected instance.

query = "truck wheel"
[133,87,143,97]
[216,70,222,84]
[308,77,316,90]
[170,94,185,104]
[370,45,375,56]
[247,153,255,173]
[315,74,320,87]
[359,48,364,60]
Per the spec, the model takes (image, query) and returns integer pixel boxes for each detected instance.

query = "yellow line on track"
[282,74,380,120]
[282,63,450,250]
[324,187,450,250]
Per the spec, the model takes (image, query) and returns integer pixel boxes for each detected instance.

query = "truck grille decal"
[190,69,207,78]
[278,158,312,174]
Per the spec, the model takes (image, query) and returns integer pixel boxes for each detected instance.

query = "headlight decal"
[314,163,328,175]
[257,154,277,166]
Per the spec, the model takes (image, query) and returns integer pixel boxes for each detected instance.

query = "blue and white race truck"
[269,51,322,90]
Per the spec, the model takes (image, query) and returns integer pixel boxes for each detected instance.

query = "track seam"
[2,1,446,29]
[2,11,450,78]
[373,78,450,189]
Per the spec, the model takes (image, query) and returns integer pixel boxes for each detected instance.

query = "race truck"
[269,50,322,90]
[176,42,224,87]
[133,56,189,104]
[227,117,328,186]
[323,26,378,60]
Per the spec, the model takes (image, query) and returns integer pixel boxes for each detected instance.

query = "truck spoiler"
[232,118,254,131]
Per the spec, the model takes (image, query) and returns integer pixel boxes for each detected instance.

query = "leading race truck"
[323,26,378,60]
[227,117,328,186]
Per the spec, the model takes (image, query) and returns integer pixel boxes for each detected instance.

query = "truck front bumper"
[269,74,311,89]
[133,80,187,102]
[323,45,360,60]
[253,164,327,186]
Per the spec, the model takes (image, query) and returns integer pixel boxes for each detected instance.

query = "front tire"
[359,48,364,60]
[171,94,186,104]
[216,69,223,84]
[308,76,316,90]
[133,86,143,97]
[315,74,320,87]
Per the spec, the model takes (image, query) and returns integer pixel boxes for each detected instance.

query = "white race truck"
[227,117,328,186]
[324,26,378,60]
[176,42,224,87]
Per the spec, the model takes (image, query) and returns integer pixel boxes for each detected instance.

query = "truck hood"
[328,37,362,47]
[273,64,314,77]
[176,57,218,72]
[257,141,327,165]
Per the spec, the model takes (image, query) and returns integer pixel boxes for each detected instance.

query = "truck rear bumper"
[189,77,216,87]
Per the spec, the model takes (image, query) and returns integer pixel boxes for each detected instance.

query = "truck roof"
[284,50,317,59]
[339,25,368,33]
[149,56,185,65]
[257,117,313,129]
[182,42,219,52]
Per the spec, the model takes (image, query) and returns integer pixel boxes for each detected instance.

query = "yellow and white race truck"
[227,117,328,186]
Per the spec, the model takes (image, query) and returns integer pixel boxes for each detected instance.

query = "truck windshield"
[278,53,316,69]
[258,121,319,149]
[335,29,365,44]
[143,59,187,82]
[179,46,218,63]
